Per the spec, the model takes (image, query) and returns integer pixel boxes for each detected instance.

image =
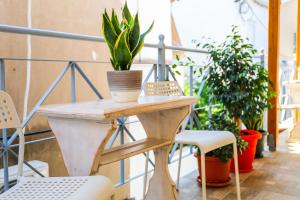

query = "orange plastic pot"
[195,155,231,187]
[230,129,262,173]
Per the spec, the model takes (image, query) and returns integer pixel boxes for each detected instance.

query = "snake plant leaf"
[111,10,121,35]
[132,21,154,58]
[114,30,132,70]
[102,2,154,70]
[102,10,117,49]
[110,58,117,70]
[122,2,132,25]
[129,14,140,52]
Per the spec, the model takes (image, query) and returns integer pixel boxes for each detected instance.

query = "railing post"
[0,59,5,90]
[154,64,158,82]
[70,62,76,102]
[189,66,194,153]
[120,118,125,185]
[158,34,166,81]
[0,58,9,191]
[189,65,194,130]
[260,49,268,131]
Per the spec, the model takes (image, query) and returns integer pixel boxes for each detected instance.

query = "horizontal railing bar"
[0,24,106,43]
[1,57,169,65]
[0,129,52,140]
[5,137,56,149]
[165,44,208,54]
[0,24,207,54]
[1,57,110,64]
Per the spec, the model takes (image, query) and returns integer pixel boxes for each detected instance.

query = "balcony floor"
[129,130,300,200]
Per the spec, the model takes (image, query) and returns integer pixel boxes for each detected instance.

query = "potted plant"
[102,2,154,102]
[195,110,248,187]
[201,26,274,172]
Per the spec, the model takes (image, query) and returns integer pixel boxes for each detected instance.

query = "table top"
[37,96,197,121]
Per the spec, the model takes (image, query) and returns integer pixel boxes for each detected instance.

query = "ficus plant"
[201,26,275,128]
[102,2,154,71]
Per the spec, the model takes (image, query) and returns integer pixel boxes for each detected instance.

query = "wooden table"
[37,96,196,200]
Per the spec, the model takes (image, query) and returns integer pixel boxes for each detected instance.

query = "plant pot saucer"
[197,176,231,188]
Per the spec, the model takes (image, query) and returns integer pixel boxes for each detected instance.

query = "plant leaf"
[129,14,140,52]
[122,2,132,25]
[102,10,117,49]
[111,10,121,35]
[114,30,132,70]
[131,21,154,58]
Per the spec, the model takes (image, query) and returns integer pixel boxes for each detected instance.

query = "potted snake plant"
[102,2,154,102]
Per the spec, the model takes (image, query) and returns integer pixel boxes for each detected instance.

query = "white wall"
[127,0,173,63]
[171,0,268,52]
[280,0,297,58]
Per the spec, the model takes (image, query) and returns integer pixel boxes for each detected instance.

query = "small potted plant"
[195,111,247,187]
[202,26,274,172]
[102,2,153,102]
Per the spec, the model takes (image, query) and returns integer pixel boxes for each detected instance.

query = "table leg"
[48,117,116,176]
[146,146,179,200]
[138,105,191,200]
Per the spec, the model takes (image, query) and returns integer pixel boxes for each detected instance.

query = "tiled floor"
[179,132,300,200]
[129,120,300,200]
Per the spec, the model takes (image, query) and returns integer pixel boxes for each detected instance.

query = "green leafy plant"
[198,110,248,162]
[102,2,154,70]
[201,26,275,127]
[242,114,263,130]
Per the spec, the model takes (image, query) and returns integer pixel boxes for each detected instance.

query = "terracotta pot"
[107,70,142,102]
[195,155,231,187]
[230,129,262,173]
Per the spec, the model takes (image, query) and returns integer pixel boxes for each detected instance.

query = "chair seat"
[0,176,113,200]
[175,130,236,153]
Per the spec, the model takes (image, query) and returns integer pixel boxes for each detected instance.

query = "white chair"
[0,91,114,200]
[143,81,241,200]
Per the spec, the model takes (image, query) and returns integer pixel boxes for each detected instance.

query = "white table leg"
[48,117,116,176]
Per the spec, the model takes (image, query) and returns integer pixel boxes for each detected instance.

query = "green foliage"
[201,26,275,120]
[171,55,200,76]
[242,114,263,130]
[102,2,154,70]
[202,110,248,162]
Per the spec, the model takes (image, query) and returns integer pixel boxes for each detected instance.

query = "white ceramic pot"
[107,70,142,102]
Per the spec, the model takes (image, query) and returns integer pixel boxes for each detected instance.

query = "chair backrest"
[0,90,21,129]
[0,90,24,179]
[144,81,182,96]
